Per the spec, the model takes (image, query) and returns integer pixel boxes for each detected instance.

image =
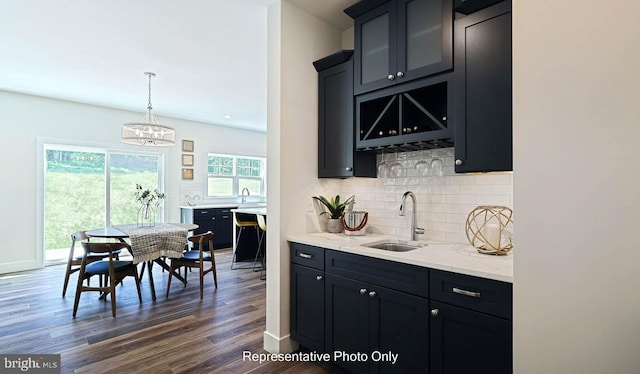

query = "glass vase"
[137,202,156,228]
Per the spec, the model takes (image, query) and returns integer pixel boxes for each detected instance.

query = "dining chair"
[73,241,141,318]
[62,231,122,297]
[253,214,266,280]
[166,231,218,300]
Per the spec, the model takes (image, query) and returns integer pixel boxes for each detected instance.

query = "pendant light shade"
[121,72,175,146]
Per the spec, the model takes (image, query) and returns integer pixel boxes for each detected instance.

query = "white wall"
[264,0,342,353]
[513,1,640,372]
[0,90,265,274]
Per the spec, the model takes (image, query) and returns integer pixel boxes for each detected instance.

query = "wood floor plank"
[0,248,334,373]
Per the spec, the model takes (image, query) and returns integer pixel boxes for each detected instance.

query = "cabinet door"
[353,0,453,95]
[317,55,377,178]
[193,209,215,234]
[213,209,233,248]
[354,2,396,95]
[396,0,453,83]
[370,286,429,374]
[290,264,325,352]
[454,1,512,172]
[429,300,512,374]
[325,274,370,374]
[319,60,355,178]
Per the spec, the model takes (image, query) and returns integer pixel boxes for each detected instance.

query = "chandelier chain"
[146,72,153,112]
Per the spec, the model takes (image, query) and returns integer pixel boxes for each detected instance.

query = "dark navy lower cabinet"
[371,285,429,374]
[325,274,430,374]
[290,243,326,353]
[325,273,371,374]
[289,242,513,374]
[429,301,512,373]
[430,268,513,373]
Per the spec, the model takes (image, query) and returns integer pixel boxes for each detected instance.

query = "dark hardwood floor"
[0,248,337,374]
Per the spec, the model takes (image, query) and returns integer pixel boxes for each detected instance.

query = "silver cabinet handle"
[397,71,404,78]
[345,167,353,171]
[455,159,463,166]
[453,287,481,298]
[360,288,368,295]
[298,253,312,259]
[316,275,323,281]
[431,309,439,317]
[369,291,377,298]
[388,74,395,81]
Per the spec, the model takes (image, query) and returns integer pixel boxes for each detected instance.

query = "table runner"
[115,223,187,264]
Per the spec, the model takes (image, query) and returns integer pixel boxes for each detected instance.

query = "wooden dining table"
[86,222,198,301]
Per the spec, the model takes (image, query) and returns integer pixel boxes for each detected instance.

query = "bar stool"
[253,214,266,280]
[231,211,260,269]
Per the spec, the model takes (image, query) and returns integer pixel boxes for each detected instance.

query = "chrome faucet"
[399,191,425,241]
[241,187,250,204]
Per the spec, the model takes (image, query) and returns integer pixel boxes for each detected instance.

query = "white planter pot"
[326,218,343,233]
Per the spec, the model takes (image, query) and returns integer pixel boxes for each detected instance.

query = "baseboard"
[0,260,41,275]
[263,330,299,354]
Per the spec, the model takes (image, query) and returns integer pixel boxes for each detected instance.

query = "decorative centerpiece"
[135,184,166,228]
[465,205,514,255]
[312,195,355,233]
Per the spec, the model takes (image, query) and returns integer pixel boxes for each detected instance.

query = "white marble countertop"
[287,232,513,283]
[179,203,267,209]
[231,207,267,215]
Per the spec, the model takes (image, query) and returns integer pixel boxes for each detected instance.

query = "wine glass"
[388,153,404,178]
[430,144,444,176]
[414,150,430,176]
[377,153,388,178]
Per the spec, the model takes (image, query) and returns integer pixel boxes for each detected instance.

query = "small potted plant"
[312,194,355,233]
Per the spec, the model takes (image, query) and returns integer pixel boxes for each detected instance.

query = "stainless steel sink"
[362,239,426,252]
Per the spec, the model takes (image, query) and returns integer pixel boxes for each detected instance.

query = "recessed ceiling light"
[223,114,233,119]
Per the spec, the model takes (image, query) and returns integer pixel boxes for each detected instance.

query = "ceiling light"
[121,72,175,146]
[224,114,233,119]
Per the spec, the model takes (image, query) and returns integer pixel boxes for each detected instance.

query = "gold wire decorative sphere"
[465,206,514,255]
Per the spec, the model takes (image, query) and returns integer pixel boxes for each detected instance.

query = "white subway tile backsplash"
[475,173,511,185]
[460,184,495,195]
[339,148,513,244]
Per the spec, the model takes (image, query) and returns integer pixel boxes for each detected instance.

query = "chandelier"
[121,72,175,146]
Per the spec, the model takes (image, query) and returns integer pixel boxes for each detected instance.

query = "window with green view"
[44,145,162,260]
[207,154,266,197]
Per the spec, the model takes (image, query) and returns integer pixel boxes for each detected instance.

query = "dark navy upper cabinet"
[346,0,454,96]
[453,1,512,172]
[315,51,377,178]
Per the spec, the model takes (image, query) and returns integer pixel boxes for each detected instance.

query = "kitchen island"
[230,206,267,267]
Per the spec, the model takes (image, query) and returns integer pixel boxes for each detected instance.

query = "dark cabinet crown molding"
[344,0,389,19]
[313,50,354,72]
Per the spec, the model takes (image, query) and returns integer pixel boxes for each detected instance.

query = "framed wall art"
[182,154,194,166]
[182,168,194,180]
[182,139,194,152]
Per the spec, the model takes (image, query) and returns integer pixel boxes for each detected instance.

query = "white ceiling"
[0,0,356,132]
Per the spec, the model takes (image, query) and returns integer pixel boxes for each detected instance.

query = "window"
[44,145,162,261]
[207,154,266,197]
